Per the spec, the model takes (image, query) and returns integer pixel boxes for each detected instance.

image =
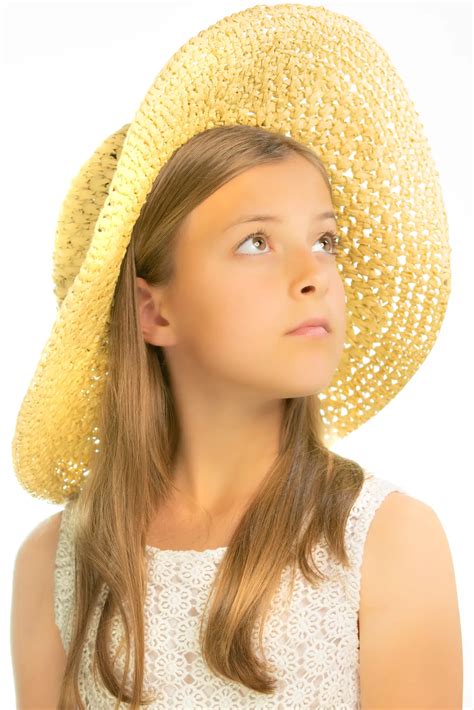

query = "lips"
[287,317,330,334]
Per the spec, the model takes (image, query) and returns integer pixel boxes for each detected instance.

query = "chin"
[280,383,329,399]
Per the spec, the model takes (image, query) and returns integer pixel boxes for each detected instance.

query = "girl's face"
[148,153,346,400]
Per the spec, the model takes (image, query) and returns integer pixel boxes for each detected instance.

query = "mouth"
[287,325,329,337]
[286,317,330,335]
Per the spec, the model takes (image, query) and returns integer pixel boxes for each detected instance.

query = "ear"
[135,276,176,347]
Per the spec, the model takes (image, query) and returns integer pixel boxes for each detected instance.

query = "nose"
[287,247,331,295]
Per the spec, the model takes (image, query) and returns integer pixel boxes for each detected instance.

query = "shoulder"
[361,491,447,583]
[12,510,65,618]
[11,511,68,706]
[359,491,463,706]
[14,510,64,571]
[360,490,453,610]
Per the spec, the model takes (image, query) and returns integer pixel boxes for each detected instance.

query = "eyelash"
[235,229,340,256]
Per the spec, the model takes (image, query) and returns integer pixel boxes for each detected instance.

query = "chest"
[145,505,361,645]
[145,505,241,552]
[102,554,360,708]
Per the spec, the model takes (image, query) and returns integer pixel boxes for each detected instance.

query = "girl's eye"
[235,229,340,256]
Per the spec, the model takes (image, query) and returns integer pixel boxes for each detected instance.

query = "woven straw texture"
[12,3,451,503]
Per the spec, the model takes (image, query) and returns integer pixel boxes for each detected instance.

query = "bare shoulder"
[13,509,65,604]
[359,491,463,707]
[360,490,455,611]
[15,509,63,562]
[362,491,434,565]
[360,491,447,589]
[11,510,67,708]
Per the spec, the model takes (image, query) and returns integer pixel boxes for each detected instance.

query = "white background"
[1,0,472,706]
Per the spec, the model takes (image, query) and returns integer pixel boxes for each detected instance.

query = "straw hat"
[11,3,451,504]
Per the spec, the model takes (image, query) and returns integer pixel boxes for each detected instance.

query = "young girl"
[10,5,462,709]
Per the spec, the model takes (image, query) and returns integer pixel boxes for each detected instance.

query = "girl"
[10,5,462,709]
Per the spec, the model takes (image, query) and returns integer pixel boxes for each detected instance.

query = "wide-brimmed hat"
[11,3,451,504]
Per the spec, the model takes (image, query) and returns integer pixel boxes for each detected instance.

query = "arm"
[359,491,463,709]
[11,511,68,710]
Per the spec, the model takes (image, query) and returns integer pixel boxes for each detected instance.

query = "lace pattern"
[54,472,406,708]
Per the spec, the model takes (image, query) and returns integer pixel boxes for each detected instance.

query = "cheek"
[175,265,283,375]
[334,272,347,330]
[329,273,347,358]
[183,263,279,338]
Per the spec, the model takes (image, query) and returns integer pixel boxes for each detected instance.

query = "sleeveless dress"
[54,471,407,708]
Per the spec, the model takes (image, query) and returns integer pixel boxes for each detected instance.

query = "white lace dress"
[54,472,406,708]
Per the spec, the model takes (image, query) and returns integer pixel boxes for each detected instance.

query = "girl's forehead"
[181,161,333,237]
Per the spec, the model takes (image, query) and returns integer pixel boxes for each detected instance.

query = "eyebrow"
[224,210,337,230]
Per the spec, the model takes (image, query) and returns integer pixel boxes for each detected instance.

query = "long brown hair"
[57,124,365,708]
